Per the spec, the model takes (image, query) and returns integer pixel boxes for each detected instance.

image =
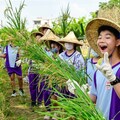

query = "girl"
[40,29,64,120]
[58,31,85,97]
[59,31,85,71]
[86,18,120,120]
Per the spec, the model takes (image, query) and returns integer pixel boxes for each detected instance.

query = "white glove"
[16,60,22,67]
[96,52,116,82]
[80,84,89,93]
[66,79,80,94]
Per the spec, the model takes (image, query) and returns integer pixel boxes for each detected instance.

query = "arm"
[0,46,6,58]
[89,94,97,103]
[113,83,120,98]
[0,53,6,58]
[74,52,85,70]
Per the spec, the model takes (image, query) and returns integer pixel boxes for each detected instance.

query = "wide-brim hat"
[31,31,43,37]
[58,31,83,46]
[40,29,64,49]
[85,18,120,57]
[6,36,16,41]
[38,23,54,33]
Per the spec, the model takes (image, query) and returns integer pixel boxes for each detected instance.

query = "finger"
[102,65,111,71]
[104,52,109,64]
[95,64,102,70]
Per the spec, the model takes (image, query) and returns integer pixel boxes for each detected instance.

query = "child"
[28,31,44,107]
[59,31,85,71]
[58,31,85,97]
[23,32,44,83]
[38,22,54,35]
[86,18,120,120]
[40,29,64,120]
[0,37,24,97]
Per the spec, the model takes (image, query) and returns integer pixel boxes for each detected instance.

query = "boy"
[86,18,120,120]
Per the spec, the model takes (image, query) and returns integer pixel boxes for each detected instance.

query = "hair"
[98,25,120,39]
[50,41,63,53]
[36,33,43,37]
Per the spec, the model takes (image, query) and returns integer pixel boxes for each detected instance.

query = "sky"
[0,0,109,30]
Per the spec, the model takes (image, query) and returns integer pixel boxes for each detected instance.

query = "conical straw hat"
[40,29,64,48]
[31,32,43,37]
[85,18,120,57]
[31,31,43,37]
[38,23,54,33]
[59,31,83,46]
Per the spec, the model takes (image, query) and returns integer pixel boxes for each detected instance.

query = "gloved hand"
[16,59,22,67]
[66,79,80,94]
[96,52,116,82]
[80,84,89,93]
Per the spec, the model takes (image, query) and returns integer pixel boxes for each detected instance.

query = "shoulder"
[59,51,65,56]
[75,51,81,56]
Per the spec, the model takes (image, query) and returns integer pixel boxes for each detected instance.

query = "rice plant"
[1,0,105,119]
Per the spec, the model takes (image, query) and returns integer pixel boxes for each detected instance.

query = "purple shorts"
[6,67,22,76]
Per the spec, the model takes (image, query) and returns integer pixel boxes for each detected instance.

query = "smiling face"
[97,30,117,55]
[97,26,120,56]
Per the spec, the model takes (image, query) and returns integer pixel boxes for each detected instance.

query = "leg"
[37,76,45,105]
[44,89,51,111]
[9,73,16,91]
[28,73,39,106]
[16,75,23,90]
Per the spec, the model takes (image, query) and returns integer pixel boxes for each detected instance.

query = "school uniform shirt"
[86,58,97,86]
[90,62,120,120]
[59,50,85,71]
[4,44,19,68]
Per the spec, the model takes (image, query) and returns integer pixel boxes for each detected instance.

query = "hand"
[96,52,116,82]
[16,60,22,67]
[80,84,89,93]
[66,79,80,94]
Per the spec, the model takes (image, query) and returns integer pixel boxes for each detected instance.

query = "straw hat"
[59,31,83,46]
[85,18,120,57]
[38,23,53,33]
[40,29,64,48]
[31,31,43,37]
[6,36,16,41]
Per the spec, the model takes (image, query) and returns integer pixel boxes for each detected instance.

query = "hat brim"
[31,32,43,37]
[86,18,120,57]
[38,27,54,33]
[59,40,83,46]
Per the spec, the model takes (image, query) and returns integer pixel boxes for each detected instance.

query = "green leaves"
[4,0,26,31]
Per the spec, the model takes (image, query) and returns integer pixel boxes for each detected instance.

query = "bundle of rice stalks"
[24,42,105,119]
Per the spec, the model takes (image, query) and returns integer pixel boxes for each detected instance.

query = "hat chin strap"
[108,48,116,58]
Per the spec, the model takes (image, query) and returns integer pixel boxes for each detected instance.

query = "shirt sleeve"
[74,52,85,70]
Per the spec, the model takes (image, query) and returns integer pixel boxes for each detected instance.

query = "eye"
[105,35,111,39]
[98,36,102,39]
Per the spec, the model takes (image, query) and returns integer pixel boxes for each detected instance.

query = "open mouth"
[99,45,107,51]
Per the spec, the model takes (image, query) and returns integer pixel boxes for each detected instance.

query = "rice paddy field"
[0,0,109,119]
[0,44,105,120]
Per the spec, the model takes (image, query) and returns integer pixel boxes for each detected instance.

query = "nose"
[98,37,105,43]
